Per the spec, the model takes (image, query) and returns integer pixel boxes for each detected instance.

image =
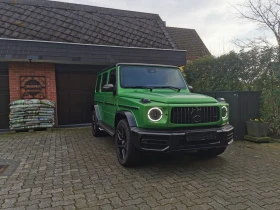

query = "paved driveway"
[0,127,280,210]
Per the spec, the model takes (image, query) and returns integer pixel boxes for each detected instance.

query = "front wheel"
[196,147,226,157]
[115,119,140,166]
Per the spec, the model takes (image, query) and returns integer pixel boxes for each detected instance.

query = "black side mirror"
[188,85,194,92]
[102,84,115,92]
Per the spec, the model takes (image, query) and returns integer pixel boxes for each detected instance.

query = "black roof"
[0,0,177,49]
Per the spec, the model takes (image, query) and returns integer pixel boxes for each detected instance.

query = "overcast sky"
[54,0,274,56]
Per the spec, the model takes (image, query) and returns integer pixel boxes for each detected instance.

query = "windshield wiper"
[153,86,181,92]
[125,86,153,91]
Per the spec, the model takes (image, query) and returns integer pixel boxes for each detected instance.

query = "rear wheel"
[115,119,140,166]
[92,110,103,137]
[196,147,226,157]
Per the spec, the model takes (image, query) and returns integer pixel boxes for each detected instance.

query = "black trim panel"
[131,124,234,152]
[98,122,115,136]
[119,105,139,110]
[94,105,101,121]
[94,101,104,104]
[116,111,137,127]
[104,102,116,106]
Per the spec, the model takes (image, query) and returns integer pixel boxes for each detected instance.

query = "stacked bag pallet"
[9,99,55,130]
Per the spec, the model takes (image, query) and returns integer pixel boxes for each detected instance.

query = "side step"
[98,122,115,136]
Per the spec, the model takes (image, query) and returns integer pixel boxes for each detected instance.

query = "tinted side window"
[95,75,101,92]
[109,70,116,86]
[101,72,108,91]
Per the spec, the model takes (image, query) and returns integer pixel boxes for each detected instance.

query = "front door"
[103,69,117,128]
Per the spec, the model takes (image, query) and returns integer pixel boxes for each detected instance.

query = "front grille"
[171,107,220,124]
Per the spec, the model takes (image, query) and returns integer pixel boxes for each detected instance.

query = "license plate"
[186,132,216,141]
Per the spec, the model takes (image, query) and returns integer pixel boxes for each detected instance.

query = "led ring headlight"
[222,106,228,119]
[148,107,162,122]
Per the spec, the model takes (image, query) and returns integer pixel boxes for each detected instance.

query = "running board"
[98,122,115,136]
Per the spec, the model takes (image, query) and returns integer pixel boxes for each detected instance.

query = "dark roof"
[0,39,186,66]
[167,27,211,60]
[0,0,177,49]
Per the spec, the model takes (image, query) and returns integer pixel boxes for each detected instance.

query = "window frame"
[119,65,187,89]
[95,75,101,93]
[108,69,116,86]
[101,72,108,92]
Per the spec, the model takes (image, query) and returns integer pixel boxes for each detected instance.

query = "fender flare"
[116,111,137,127]
[92,104,101,121]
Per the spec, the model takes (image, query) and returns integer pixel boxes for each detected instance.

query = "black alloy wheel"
[115,119,140,166]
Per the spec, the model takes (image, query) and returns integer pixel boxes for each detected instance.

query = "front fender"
[116,111,137,127]
[93,104,101,121]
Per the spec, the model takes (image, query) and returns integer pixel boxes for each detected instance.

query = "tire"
[115,119,140,166]
[92,110,103,137]
[196,147,226,157]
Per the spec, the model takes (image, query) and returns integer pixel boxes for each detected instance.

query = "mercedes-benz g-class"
[92,63,234,166]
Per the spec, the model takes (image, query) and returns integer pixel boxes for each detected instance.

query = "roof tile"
[0,0,177,49]
[167,27,211,60]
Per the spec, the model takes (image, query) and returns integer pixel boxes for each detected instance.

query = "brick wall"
[8,62,56,103]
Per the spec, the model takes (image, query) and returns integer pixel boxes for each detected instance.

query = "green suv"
[92,63,234,166]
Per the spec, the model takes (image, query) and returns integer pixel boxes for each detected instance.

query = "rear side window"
[109,70,116,86]
[95,75,101,92]
[101,72,108,91]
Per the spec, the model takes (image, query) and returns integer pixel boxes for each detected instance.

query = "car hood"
[119,91,217,104]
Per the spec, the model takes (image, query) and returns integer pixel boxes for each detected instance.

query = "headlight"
[148,107,162,122]
[222,106,228,119]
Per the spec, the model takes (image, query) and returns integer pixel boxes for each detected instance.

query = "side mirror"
[188,85,194,92]
[102,84,115,92]
[217,98,226,102]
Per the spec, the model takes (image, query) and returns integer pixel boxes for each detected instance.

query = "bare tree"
[232,0,280,51]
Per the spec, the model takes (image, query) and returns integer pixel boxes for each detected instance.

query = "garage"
[0,0,186,129]
[0,63,10,129]
[56,64,106,126]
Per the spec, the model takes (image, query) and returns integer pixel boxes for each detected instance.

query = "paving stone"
[51,200,75,207]
[152,204,175,210]
[39,198,52,208]
[2,198,17,208]
[123,198,145,206]
[75,198,88,209]
[100,204,114,210]
[136,203,152,210]
[0,128,280,210]
[144,197,160,208]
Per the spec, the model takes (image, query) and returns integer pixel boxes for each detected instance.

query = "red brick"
[8,62,57,124]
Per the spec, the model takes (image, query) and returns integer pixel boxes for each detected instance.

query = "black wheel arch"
[115,111,137,128]
[92,104,101,121]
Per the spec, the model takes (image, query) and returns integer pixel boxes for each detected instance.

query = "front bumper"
[131,124,234,152]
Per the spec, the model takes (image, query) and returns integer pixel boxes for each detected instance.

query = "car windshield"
[120,66,187,89]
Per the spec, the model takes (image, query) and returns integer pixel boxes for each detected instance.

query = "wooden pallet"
[9,127,53,134]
